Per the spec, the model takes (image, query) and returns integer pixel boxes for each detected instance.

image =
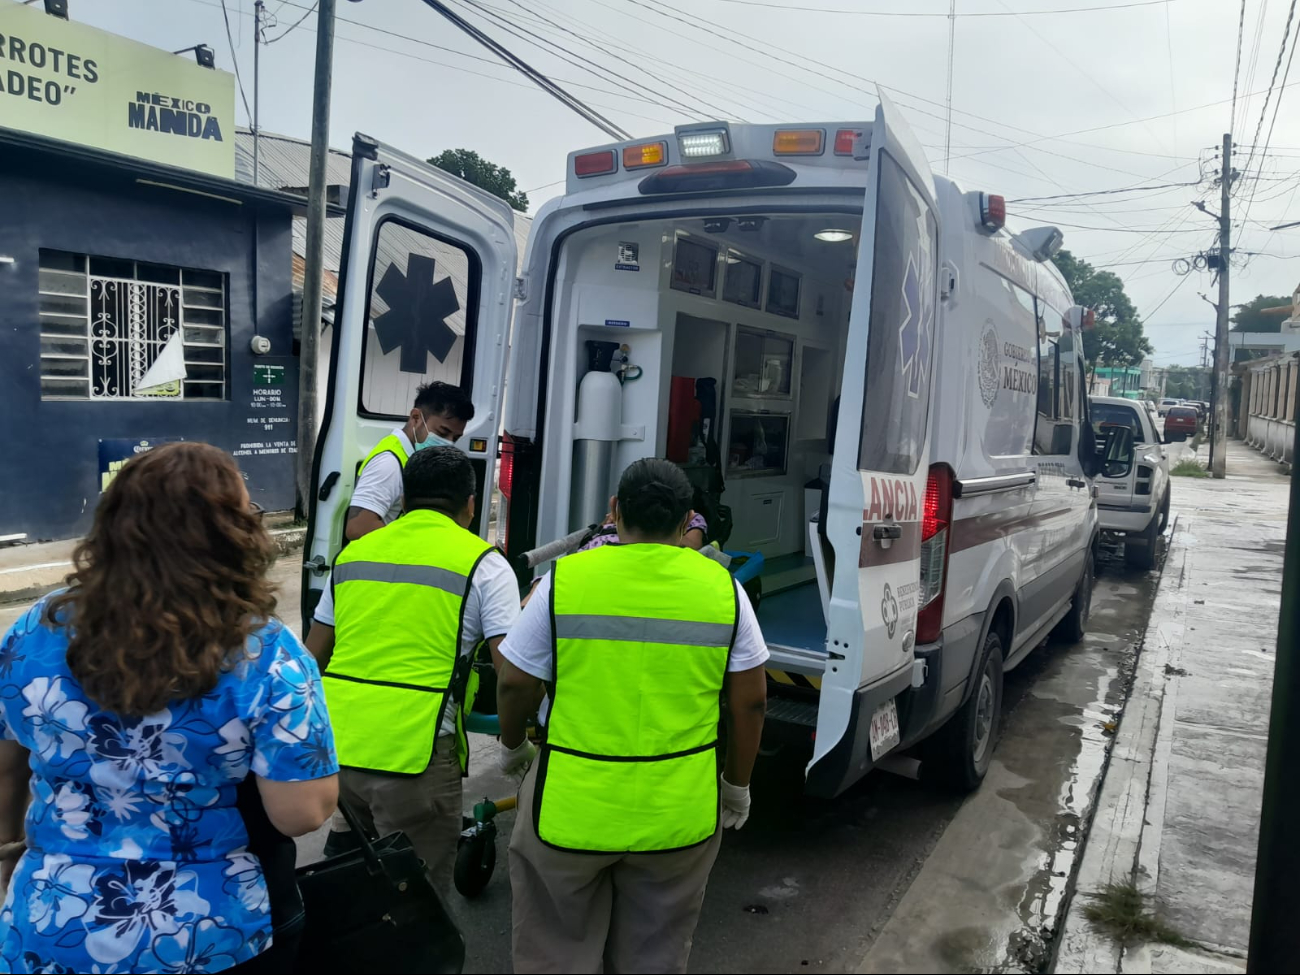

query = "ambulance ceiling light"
[815,229,853,242]
[679,129,730,158]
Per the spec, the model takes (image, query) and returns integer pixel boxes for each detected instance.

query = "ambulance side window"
[857,151,937,475]
[1033,295,1074,456]
[359,219,480,418]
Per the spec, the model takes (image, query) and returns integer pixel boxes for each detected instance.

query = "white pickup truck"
[1091,395,1170,569]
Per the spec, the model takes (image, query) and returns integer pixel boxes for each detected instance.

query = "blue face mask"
[411,413,455,452]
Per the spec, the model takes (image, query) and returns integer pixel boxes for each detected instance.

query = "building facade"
[0,6,302,542]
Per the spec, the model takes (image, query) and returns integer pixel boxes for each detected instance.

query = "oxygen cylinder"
[570,341,622,531]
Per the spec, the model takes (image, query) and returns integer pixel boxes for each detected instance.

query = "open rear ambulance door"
[808,95,941,797]
[302,135,518,623]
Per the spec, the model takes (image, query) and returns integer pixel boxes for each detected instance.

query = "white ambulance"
[305,96,1115,798]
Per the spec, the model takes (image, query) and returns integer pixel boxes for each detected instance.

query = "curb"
[0,527,306,607]
[1052,512,1191,973]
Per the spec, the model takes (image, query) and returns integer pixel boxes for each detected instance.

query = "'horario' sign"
[0,2,235,178]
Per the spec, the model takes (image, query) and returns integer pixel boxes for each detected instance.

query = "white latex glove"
[720,776,751,830]
[498,738,537,782]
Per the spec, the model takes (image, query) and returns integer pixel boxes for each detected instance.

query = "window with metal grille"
[38,250,228,401]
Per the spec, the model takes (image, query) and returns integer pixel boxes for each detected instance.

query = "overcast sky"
[75,0,1300,365]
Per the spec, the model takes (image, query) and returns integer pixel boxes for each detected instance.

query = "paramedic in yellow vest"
[497,458,769,975]
[344,381,475,541]
[305,447,520,894]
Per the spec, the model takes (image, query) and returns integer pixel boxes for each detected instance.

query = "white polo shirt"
[500,569,770,724]
[314,548,519,737]
[349,427,413,526]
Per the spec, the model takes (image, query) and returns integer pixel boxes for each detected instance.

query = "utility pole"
[1248,400,1300,972]
[252,0,263,184]
[1212,133,1232,478]
[295,0,336,518]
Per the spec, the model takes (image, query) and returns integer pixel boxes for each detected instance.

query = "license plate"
[869,699,901,761]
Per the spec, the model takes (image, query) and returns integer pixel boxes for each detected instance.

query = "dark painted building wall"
[0,156,299,542]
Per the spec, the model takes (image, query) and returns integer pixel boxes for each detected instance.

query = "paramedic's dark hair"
[617,459,694,538]
[403,446,477,516]
[414,381,475,422]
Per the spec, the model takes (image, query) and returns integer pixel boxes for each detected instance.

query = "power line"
[488,0,792,122]
[1145,272,1194,320]
[1239,0,1298,189]
[1241,6,1300,228]
[265,0,316,42]
[1231,0,1248,131]
[451,0,717,121]
[705,0,1188,14]
[417,0,632,139]
[219,0,254,122]
[1009,180,1200,203]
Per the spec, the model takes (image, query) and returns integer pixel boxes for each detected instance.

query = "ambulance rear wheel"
[924,632,1004,793]
[1054,549,1094,644]
[454,832,496,899]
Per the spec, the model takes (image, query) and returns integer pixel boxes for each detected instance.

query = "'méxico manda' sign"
[0,2,235,178]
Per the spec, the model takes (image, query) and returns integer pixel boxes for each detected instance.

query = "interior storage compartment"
[545,211,858,656]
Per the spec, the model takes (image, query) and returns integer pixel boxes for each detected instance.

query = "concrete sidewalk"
[1055,441,1290,974]
[0,515,306,606]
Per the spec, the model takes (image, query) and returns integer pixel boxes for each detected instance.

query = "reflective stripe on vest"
[536,544,737,854]
[325,509,492,775]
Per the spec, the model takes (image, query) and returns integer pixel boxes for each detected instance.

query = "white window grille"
[38,250,227,401]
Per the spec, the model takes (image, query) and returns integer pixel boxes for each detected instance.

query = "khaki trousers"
[338,734,462,897]
[508,762,722,975]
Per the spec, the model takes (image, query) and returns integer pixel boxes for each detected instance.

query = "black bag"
[294,799,466,974]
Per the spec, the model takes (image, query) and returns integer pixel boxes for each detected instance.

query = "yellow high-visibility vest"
[358,433,410,476]
[325,509,492,775]
[535,543,737,853]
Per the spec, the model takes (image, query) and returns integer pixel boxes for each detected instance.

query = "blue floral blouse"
[0,598,338,974]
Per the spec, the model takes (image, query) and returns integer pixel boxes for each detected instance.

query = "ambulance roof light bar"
[676,123,732,160]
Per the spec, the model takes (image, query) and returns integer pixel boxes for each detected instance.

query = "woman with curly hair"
[0,442,338,974]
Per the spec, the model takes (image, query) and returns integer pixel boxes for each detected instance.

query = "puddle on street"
[971,548,1159,973]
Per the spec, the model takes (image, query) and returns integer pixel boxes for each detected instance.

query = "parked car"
[1091,396,1170,569]
[1164,406,1199,441]
[1158,397,1180,417]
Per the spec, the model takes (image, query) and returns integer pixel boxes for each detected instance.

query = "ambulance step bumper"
[766,696,819,727]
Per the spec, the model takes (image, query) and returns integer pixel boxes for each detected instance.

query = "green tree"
[1230,293,1292,333]
[1051,250,1153,368]
[428,148,529,212]
[1163,365,1210,400]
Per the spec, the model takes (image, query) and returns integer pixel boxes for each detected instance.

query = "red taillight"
[979,192,1006,232]
[574,150,616,177]
[498,432,515,500]
[917,464,954,645]
[834,128,863,155]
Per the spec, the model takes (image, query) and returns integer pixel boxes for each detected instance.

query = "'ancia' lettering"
[865,477,918,522]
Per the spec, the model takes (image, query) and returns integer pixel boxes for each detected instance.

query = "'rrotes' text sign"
[0,3,235,178]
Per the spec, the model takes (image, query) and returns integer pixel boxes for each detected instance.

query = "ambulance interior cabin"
[550,213,857,658]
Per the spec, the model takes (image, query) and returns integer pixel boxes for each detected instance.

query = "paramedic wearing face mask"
[343,381,475,541]
[496,458,769,975]
[305,447,519,898]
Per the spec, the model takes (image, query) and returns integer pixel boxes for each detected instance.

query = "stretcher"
[454,548,765,898]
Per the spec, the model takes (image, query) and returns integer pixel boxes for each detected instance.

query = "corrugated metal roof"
[234,129,532,341]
